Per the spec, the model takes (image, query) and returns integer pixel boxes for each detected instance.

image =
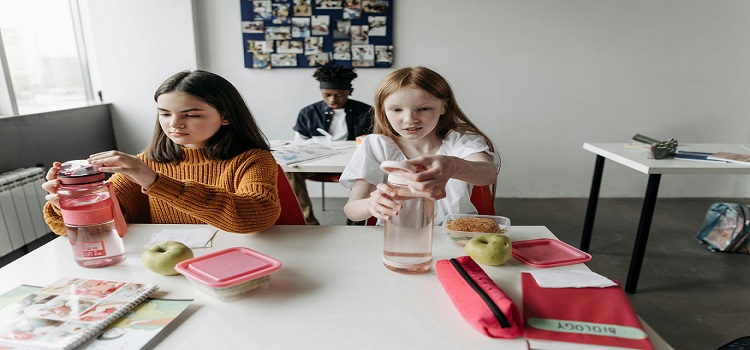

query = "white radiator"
[0,167,49,257]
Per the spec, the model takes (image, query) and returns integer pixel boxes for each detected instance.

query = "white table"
[0,224,673,349]
[581,143,750,294]
[275,140,356,173]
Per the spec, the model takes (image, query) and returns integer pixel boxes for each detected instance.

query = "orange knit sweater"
[44,148,281,235]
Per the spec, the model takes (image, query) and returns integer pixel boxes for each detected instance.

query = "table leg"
[625,174,662,294]
[580,155,605,252]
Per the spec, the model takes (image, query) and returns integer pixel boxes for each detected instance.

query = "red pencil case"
[435,256,523,338]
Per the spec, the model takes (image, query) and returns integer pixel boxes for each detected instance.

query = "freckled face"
[383,87,445,140]
[156,92,228,148]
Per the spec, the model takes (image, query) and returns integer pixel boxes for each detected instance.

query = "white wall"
[81,0,198,154]
[92,0,750,198]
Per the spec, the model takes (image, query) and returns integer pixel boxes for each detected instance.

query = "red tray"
[512,238,591,268]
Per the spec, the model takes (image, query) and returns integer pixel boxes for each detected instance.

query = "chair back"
[275,165,306,225]
[470,185,496,215]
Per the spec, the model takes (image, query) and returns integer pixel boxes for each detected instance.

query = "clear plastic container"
[175,247,282,301]
[443,213,511,247]
[57,160,127,268]
[380,161,434,274]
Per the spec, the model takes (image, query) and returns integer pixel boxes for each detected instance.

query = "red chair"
[306,173,341,211]
[275,165,306,225]
[470,185,496,215]
[365,185,496,224]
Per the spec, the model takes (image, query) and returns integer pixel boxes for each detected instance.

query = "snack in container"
[175,247,282,301]
[444,214,511,247]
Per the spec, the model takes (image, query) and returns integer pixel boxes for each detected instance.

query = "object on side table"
[649,138,678,159]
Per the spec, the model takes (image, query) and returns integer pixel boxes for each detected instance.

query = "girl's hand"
[368,183,402,221]
[88,151,158,189]
[41,162,63,208]
[402,155,455,200]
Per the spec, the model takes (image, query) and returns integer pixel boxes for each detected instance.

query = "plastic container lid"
[379,161,416,185]
[511,238,591,268]
[175,247,282,288]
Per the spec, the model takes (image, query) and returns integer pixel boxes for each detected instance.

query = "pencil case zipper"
[449,258,510,328]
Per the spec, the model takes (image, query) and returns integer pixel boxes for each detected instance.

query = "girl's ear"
[221,117,230,125]
[441,101,447,115]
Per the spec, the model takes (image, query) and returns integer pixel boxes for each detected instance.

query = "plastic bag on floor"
[696,202,750,253]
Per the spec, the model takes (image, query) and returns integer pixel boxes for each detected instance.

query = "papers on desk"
[673,151,728,163]
[271,142,345,166]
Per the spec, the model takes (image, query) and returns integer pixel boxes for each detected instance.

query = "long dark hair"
[145,70,270,163]
[373,66,496,153]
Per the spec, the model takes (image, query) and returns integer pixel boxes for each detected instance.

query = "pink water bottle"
[380,161,435,273]
[57,160,128,268]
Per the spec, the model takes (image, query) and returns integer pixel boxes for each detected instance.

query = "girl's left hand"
[402,155,454,200]
[88,151,158,189]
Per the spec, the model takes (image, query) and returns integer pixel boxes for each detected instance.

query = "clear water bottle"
[380,161,435,273]
[57,160,128,268]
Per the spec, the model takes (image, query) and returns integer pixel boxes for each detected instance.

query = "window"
[0,0,93,116]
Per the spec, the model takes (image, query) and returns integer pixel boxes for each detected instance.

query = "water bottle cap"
[380,161,416,185]
[58,160,104,184]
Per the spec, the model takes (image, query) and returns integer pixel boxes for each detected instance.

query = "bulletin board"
[240,0,393,69]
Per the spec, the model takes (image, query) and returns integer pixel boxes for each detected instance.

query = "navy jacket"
[293,99,373,140]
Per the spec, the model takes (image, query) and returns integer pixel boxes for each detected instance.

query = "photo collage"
[241,0,393,69]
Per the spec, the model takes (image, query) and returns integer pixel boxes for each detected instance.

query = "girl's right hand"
[367,183,402,221]
[41,162,63,208]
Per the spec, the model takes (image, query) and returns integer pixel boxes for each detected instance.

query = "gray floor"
[313,196,750,350]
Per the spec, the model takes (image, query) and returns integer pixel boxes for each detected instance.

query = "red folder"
[521,272,653,350]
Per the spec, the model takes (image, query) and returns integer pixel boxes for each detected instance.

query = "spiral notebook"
[0,278,158,350]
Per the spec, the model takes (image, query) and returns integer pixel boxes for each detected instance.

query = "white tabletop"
[276,140,356,173]
[583,143,750,175]
[0,225,673,349]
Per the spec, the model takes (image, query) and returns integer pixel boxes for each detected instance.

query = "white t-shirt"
[293,108,348,141]
[339,130,501,225]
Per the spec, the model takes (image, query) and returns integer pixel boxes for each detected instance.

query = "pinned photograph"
[305,37,324,54]
[253,1,273,20]
[276,40,304,54]
[333,19,351,39]
[352,44,374,67]
[333,41,351,60]
[242,21,264,33]
[272,3,291,24]
[311,15,330,35]
[266,26,292,40]
[343,0,362,19]
[293,0,312,16]
[351,25,368,45]
[271,53,298,67]
[375,45,393,63]
[316,0,342,9]
[253,54,271,68]
[247,40,274,53]
[368,16,386,36]
[306,52,332,67]
[291,17,311,37]
[362,0,388,13]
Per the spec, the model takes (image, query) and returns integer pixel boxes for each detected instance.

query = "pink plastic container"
[511,238,591,268]
[175,247,282,301]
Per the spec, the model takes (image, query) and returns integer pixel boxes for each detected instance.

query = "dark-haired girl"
[42,70,280,234]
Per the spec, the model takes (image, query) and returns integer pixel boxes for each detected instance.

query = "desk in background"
[0,224,673,349]
[581,143,750,294]
[272,140,356,173]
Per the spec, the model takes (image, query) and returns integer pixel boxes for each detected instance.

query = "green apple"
[464,234,512,266]
[142,241,194,276]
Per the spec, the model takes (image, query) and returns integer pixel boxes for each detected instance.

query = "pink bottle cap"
[58,160,104,184]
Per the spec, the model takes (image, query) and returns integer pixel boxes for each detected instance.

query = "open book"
[271,142,344,166]
[0,278,158,350]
